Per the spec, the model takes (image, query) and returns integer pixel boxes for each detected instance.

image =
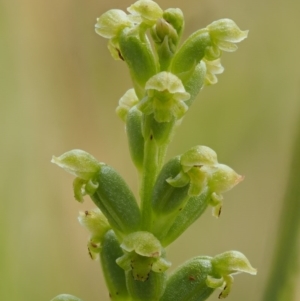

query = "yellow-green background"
[1,0,299,300]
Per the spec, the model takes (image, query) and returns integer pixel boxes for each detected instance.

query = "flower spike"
[51,3,253,300]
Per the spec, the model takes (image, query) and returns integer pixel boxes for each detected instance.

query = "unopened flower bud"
[212,251,257,276]
[163,8,184,40]
[150,18,179,70]
[153,18,178,45]
[120,231,162,258]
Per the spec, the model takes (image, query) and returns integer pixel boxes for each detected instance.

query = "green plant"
[50,1,256,300]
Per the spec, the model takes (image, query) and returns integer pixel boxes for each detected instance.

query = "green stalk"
[140,130,159,230]
[139,115,175,231]
[157,142,169,170]
[262,112,300,301]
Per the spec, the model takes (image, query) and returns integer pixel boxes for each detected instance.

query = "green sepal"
[119,29,157,99]
[170,28,211,83]
[120,231,162,257]
[161,189,210,246]
[95,9,133,40]
[211,251,257,277]
[50,295,83,301]
[100,230,131,301]
[126,106,144,172]
[160,256,215,301]
[127,0,163,27]
[90,165,141,235]
[51,149,101,202]
[51,149,101,181]
[126,270,166,301]
[207,19,248,53]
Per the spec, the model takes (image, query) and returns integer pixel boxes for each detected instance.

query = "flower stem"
[262,111,300,301]
[140,131,159,230]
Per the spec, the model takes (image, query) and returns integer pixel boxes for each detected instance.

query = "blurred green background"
[1,0,299,300]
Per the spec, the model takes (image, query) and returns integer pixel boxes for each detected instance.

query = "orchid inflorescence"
[50,1,255,300]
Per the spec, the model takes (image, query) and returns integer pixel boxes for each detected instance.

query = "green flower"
[208,164,244,217]
[95,9,133,39]
[116,88,139,122]
[167,146,218,196]
[78,208,111,260]
[207,251,257,298]
[117,231,171,281]
[138,72,190,122]
[207,19,248,53]
[127,0,163,27]
[51,149,102,202]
